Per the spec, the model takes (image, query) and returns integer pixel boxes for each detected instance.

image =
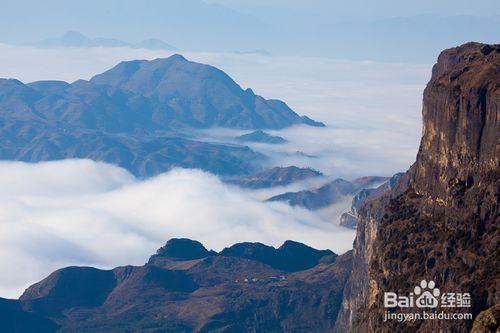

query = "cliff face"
[336,43,499,332]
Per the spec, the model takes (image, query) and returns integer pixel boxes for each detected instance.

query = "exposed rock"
[335,42,499,332]
[471,304,500,333]
[339,173,404,228]
[339,212,358,228]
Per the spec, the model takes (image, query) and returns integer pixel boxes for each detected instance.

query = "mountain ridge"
[0,54,323,177]
[29,31,177,51]
[3,238,350,332]
[267,176,389,209]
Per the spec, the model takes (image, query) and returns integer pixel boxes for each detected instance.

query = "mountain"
[219,240,335,272]
[131,38,176,51]
[339,173,404,228]
[0,298,59,333]
[3,239,351,332]
[335,43,499,332]
[0,55,323,177]
[88,57,324,129]
[31,31,177,50]
[228,166,322,189]
[267,176,388,209]
[150,239,217,262]
[236,130,287,144]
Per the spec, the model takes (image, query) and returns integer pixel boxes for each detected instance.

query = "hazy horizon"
[1,0,498,62]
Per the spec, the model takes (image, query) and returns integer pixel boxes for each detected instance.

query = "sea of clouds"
[0,43,432,298]
[0,160,355,298]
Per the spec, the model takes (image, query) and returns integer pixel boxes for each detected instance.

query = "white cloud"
[199,124,418,179]
[0,44,430,298]
[0,160,355,299]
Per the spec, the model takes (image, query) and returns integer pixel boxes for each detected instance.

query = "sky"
[0,0,498,62]
[207,0,500,18]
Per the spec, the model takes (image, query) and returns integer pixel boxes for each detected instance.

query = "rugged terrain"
[267,176,388,210]
[339,173,403,228]
[335,42,499,332]
[0,42,497,332]
[0,54,323,177]
[3,239,351,333]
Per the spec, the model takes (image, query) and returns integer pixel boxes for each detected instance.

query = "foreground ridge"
[3,239,351,332]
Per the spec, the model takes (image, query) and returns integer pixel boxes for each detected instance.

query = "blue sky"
[207,0,500,18]
[0,0,498,62]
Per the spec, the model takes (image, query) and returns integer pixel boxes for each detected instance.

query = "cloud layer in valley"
[0,160,355,299]
[0,44,428,298]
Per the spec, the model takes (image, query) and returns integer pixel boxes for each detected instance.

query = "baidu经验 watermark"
[383,280,473,322]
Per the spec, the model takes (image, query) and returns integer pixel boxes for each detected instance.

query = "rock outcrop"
[339,173,404,228]
[335,42,499,332]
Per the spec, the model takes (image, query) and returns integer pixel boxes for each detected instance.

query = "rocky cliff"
[335,42,499,332]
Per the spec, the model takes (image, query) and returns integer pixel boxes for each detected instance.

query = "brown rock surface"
[335,42,499,332]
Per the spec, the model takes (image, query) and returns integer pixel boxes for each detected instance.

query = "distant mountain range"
[228,166,322,189]
[29,31,177,51]
[267,176,388,209]
[1,1,498,63]
[0,54,323,177]
[2,238,350,332]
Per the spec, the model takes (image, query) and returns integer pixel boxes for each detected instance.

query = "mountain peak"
[87,56,323,129]
[220,240,334,272]
[167,54,187,62]
[133,39,176,51]
[154,238,213,261]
